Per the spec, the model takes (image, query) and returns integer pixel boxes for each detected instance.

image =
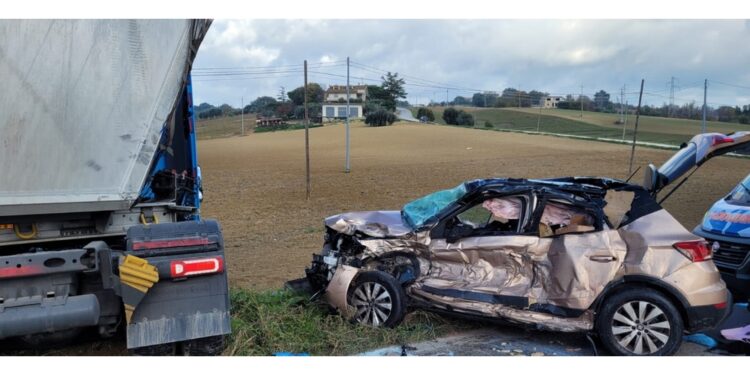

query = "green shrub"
[365,109,397,127]
[484,121,493,128]
[416,107,435,122]
[456,111,475,126]
[442,107,459,124]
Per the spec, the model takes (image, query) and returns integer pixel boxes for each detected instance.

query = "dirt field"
[198,121,750,290]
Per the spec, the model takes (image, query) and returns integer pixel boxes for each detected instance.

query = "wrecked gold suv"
[304,132,749,356]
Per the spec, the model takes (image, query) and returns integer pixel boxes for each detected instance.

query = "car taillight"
[673,240,712,262]
[170,256,224,278]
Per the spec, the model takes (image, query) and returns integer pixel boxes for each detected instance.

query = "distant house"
[543,96,563,108]
[322,85,367,122]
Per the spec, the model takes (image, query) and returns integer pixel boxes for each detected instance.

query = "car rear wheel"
[596,288,683,356]
[347,271,406,328]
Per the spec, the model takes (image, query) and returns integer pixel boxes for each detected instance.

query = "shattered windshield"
[402,183,467,229]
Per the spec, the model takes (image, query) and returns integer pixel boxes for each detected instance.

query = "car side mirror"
[446,222,473,243]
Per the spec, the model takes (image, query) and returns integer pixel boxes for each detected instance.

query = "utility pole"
[537,104,542,132]
[668,77,675,118]
[240,96,244,136]
[517,85,521,108]
[622,99,629,141]
[446,88,449,106]
[619,86,625,124]
[304,60,310,200]
[345,57,351,173]
[580,85,584,118]
[702,79,708,133]
[628,79,645,175]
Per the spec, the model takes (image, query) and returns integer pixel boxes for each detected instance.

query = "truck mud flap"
[126,273,230,349]
[0,294,100,339]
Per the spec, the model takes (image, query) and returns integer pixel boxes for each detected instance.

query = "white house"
[322,104,363,121]
[324,85,368,102]
[543,96,563,108]
[322,85,367,121]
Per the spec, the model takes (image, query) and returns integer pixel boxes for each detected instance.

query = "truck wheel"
[181,335,226,356]
[130,342,177,356]
[596,288,683,356]
[347,271,406,328]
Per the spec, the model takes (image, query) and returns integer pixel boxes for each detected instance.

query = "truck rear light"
[673,240,712,262]
[713,301,728,310]
[170,256,224,278]
[132,237,212,251]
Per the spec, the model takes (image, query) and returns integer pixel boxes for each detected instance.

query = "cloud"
[191,19,750,107]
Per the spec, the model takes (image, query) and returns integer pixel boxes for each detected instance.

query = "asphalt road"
[359,326,717,356]
[396,107,418,122]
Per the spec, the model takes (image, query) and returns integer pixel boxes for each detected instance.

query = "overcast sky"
[192,19,750,108]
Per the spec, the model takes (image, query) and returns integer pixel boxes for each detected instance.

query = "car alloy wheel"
[351,281,393,327]
[611,300,671,355]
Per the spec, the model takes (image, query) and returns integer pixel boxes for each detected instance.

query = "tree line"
[196,72,408,124]
[434,88,750,125]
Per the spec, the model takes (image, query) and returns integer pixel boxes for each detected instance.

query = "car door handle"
[589,255,617,263]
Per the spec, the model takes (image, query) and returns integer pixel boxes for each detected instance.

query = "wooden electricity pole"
[628,79,645,175]
[304,60,310,200]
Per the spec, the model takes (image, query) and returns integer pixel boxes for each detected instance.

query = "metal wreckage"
[302,132,750,356]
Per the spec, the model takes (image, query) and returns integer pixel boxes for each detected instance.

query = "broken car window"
[456,197,524,233]
[539,201,595,237]
[402,183,467,229]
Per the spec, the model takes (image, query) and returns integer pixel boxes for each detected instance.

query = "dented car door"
[417,193,543,309]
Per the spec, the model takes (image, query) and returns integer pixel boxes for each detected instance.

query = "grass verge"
[225,288,466,356]
[253,123,323,134]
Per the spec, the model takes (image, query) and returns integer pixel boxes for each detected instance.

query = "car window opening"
[539,200,595,237]
[456,196,526,234]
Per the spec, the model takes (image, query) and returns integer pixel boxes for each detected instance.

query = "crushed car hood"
[324,210,412,238]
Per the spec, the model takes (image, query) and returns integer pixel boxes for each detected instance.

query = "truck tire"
[130,342,177,356]
[596,287,683,356]
[347,271,407,328]
[181,335,226,356]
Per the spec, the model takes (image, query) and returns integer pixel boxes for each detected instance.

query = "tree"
[416,107,435,121]
[456,111,475,126]
[287,83,324,106]
[472,92,499,107]
[247,96,278,117]
[380,72,407,111]
[442,107,459,124]
[365,109,397,127]
[453,96,471,105]
[528,90,548,107]
[278,87,286,103]
[594,90,611,111]
[367,85,389,102]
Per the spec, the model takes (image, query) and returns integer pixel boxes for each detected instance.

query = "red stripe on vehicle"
[0,265,43,278]
[132,237,211,250]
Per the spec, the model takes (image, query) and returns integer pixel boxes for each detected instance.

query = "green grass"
[196,114,256,140]
[253,123,323,134]
[226,288,466,356]
[414,106,750,147]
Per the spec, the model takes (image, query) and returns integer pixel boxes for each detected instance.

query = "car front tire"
[596,288,684,356]
[347,271,407,328]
